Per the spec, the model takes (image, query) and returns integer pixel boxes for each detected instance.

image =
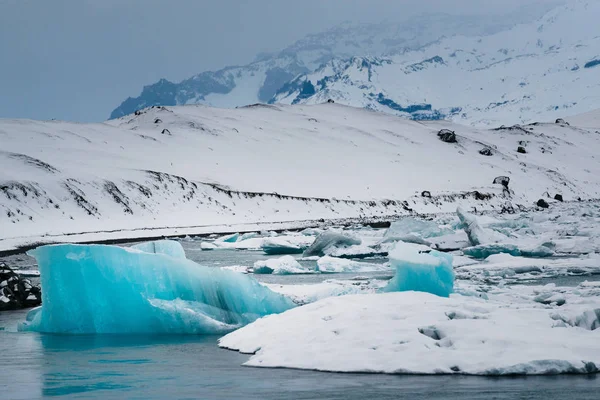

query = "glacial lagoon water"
[1,238,599,399]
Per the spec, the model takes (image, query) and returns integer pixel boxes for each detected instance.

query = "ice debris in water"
[239,232,258,241]
[131,239,187,259]
[302,231,361,257]
[463,243,521,259]
[382,218,452,245]
[262,238,305,255]
[316,256,390,273]
[457,206,489,246]
[218,233,240,243]
[326,244,387,259]
[253,256,312,275]
[383,242,454,297]
[200,242,218,250]
[463,242,555,259]
[19,241,295,334]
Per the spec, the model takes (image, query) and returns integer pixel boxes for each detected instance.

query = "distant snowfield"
[2,103,600,252]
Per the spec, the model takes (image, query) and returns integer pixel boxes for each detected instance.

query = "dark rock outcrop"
[493,176,510,188]
[0,262,41,311]
[479,148,493,156]
[555,118,569,125]
[517,146,527,154]
[421,190,432,198]
[437,129,457,143]
[536,199,550,208]
[554,194,564,202]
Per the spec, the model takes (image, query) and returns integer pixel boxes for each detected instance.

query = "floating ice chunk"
[218,233,240,243]
[383,242,454,297]
[384,218,452,243]
[300,228,321,236]
[326,244,386,259]
[239,232,258,241]
[463,242,554,259]
[457,207,489,246]
[19,244,294,334]
[519,244,555,258]
[219,291,600,375]
[302,231,361,257]
[253,256,312,275]
[131,240,187,259]
[463,243,521,259]
[200,242,218,250]
[262,238,305,255]
[316,256,390,273]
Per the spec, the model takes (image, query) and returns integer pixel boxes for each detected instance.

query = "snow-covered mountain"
[3,103,600,252]
[109,5,559,120]
[274,0,600,126]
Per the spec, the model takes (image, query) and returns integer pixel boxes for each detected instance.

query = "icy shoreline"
[0,214,399,255]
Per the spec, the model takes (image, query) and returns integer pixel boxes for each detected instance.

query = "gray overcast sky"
[0,0,562,122]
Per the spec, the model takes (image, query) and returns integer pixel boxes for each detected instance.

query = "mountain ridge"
[109,4,562,120]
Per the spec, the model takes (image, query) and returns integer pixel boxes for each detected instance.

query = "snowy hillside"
[2,103,600,252]
[274,0,600,126]
[109,6,557,119]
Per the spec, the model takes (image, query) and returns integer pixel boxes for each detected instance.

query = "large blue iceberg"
[383,242,454,297]
[19,241,295,334]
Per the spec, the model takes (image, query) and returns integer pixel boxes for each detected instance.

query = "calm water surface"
[1,309,598,399]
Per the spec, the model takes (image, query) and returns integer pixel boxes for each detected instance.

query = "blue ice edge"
[19,241,295,334]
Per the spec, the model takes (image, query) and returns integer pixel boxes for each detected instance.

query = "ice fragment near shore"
[383,242,454,297]
[19,241,294,334]
[303,231,361,257]
[253,256,311,275]
[383,218,452,244]
[262,238,305,255]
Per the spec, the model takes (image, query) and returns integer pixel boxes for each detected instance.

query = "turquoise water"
[1,309,598,399]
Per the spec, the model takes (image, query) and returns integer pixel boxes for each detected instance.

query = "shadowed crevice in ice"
[18,241,295,334]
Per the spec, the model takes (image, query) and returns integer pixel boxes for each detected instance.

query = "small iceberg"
[316,256,390,274]
[218,233,240,243]
[302,231,361,257]
[19,241,295,334]
[253,256,312,275]
[383,242,454,298]
[383,217,452,244]
[326,245,387,259]
[262,238,305,255]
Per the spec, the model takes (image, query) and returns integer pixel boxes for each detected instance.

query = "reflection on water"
[0,310,598,399]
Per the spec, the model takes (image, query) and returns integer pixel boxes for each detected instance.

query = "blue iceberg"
[19,241,295,334]
[383,242,454,297]
[131,239,187,259]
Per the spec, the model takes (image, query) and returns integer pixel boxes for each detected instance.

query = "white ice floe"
[252,256,312,275]
[219,291,600,375]
[315,256,390,274]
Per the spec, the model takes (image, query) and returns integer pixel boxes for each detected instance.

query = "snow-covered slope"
[2,103,600,251]
[109,6,557,119]
[274,0,600,126]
